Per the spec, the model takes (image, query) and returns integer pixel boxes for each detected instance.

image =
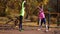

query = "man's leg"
[19,16,23,30]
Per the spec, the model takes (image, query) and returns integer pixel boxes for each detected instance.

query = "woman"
[38,4,48,32]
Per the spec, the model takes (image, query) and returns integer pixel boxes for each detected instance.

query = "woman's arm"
[42,5,43,9]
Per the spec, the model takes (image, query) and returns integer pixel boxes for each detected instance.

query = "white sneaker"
[46,30,48,32]
[37,29,41,31]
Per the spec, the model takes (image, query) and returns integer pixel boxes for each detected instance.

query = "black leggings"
[41,18,46,26]
[19,16,23,29]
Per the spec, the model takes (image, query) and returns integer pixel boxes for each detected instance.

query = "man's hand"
[24,1,26,3]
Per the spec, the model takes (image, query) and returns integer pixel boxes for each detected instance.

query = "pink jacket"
[38,8,45,19]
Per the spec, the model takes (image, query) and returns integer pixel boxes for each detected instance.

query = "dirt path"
[0,26,60,34]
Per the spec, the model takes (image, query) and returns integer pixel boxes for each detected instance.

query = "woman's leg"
[40,19,43,29]
[43,18,48,32]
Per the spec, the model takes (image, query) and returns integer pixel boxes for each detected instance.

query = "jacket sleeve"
[22,1,25,8]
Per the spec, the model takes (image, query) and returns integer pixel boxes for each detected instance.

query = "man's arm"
[22,1,26,8]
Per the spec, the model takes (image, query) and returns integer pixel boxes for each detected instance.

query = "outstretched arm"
[42,5,43,9]
[22,1,26,8]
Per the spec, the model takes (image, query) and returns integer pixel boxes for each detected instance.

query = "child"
[38,4,48,32]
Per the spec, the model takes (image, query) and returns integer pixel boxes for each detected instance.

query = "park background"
[0,0,60,27]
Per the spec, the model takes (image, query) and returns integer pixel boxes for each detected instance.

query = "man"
[19,0,26,31]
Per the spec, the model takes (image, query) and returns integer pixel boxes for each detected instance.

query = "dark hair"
[39,4,42,8]
[39,5,42,8]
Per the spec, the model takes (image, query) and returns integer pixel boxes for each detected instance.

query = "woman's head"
[39,3,43,8]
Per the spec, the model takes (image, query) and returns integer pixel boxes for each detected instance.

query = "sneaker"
[45,25,48,32]
[19,29,24,32]
[46,29,48,32]
[37,29,41,31]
